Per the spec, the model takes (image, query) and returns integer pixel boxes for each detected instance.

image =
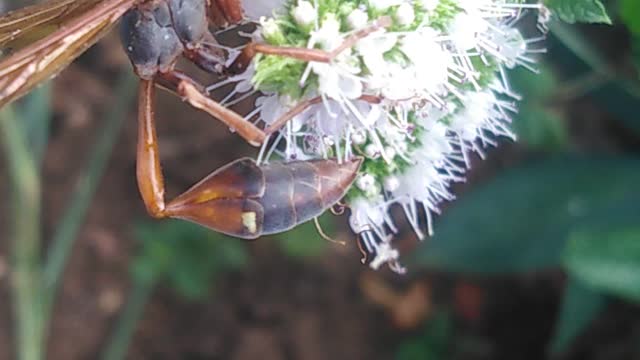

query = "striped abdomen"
[258,159,361,236]
[165,157,363,239]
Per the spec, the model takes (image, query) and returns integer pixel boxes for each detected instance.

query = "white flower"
[260,17,281,40]
[456,0,493,14]
[311,15,342,50]
[291,0,316,26]
[491,28,528,69]
[450,90,498,141]
[356,173,377,191]
[448,12,488,50]
[256,94,289,126]
[418,0,439,12]
[356,31,397,84]
[395,2,415,26]
[347,8,369,29]
[312,62,363,100]
[307,16,364,101]
[248,0,547,273]
[383,176,400,192]
[400,30,451,94]
[369,0,404,11]
[350,198,387,231]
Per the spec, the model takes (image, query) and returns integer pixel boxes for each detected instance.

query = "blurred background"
[1,0,639,359]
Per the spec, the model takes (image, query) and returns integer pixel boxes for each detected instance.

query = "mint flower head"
[230,0,548,273]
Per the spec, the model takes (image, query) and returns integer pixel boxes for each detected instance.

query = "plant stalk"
[101,278,155,360]
[1,107,44,360]
[42,72,138,324]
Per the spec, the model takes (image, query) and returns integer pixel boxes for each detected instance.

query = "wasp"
[0,0,393,238]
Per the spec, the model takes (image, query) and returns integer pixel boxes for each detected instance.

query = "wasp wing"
[0,0,135,108]
[0,0,104,50]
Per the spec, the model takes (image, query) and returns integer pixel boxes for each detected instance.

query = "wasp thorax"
[119,0,209,79]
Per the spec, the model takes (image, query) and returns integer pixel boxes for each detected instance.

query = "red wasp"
[0,0,395,238]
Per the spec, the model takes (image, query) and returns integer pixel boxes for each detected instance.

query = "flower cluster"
[222,0,548,273]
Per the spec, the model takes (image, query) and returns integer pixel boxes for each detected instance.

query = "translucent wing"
[0,0,135,108]
[0,0,103,50]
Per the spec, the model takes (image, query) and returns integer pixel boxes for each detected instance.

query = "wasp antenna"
[314,217,345,246]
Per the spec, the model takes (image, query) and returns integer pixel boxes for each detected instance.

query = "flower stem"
[0,106,45,360]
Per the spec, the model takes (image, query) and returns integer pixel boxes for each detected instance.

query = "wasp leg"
[263,94,383,135]
[183,44,227,75]
[183,31,228,74]
[264,96,323,135]
[208,0,244,28]
[154,70,267,146]
[228,16,392,74]
[137,79,168,218]
[136,79,266,238]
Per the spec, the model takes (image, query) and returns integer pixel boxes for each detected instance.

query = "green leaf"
[407,156,640,274]
[545,0,611,24]
[549,277,606,355]
[564,220,640,302]
[620,0,640,35]
[620,4,640,81]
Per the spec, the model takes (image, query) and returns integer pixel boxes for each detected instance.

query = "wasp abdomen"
[258,158,362,235]
[289,161,325,224]
[258,163,297,233]
[164,158,362,239]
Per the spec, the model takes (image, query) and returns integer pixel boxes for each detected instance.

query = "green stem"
[21,83,52,166]
[101,278,155,360]
[42,72,138,323]
[1,107,44,360]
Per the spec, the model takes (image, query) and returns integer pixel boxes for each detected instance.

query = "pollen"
[241,212,257,234]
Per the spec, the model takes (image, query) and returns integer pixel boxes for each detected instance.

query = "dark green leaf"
[513,105,567,150]
[632,35,640,78]
[549,277,606,355]
[564,220,640,302]
[545,0,611,24]
[408,157,640,274]
[508,66,568,150]
[509,65,558,101]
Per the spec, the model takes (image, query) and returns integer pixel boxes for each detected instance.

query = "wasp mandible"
[0,0,395,238]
